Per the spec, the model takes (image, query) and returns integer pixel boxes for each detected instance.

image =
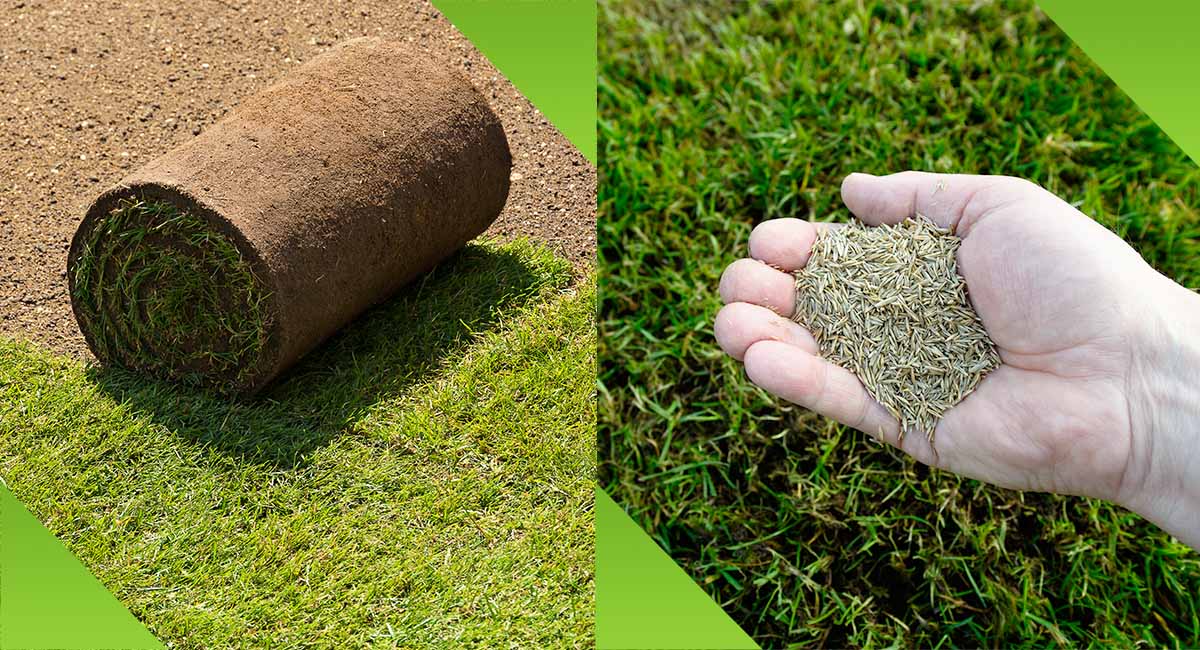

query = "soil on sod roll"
[67,37,511,394]
[792,216,1001,443]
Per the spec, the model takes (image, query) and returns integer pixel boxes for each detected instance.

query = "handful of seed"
[791,216,1000,444]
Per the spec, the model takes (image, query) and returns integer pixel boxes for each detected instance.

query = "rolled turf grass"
[68,37,511,395]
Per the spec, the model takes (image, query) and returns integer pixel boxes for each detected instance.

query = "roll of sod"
[67,37,511,395]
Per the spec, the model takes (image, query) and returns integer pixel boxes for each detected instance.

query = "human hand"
[715,172,1200,548]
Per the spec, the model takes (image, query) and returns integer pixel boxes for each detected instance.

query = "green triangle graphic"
[433,0,597,164]
[595,489,758,650]
[0,484,162,649]
[1039,0,1200,166]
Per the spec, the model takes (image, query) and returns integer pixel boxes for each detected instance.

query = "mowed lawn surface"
[1,240,595,648]
[599,1,1200,647]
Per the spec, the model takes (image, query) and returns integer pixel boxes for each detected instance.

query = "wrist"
[1121,278,1200,548]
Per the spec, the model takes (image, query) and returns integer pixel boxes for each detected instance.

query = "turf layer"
[70,196,269,393]
[599,1,1200,647]
[3,240,595,647]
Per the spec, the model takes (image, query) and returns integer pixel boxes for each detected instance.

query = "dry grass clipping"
[792,216,1000,444]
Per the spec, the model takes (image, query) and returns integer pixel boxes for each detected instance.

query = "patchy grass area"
[599,1,1200,647]
[1,240,595,648]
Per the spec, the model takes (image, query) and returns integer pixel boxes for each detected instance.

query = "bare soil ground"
[0,0,596,358]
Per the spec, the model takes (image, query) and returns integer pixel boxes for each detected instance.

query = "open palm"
[716,172,1171,503]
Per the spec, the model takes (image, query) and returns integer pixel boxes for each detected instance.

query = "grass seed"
[792,215,1000,444]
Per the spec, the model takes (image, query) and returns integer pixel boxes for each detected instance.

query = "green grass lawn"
[599,1,1200,647]
[1,239,595,648]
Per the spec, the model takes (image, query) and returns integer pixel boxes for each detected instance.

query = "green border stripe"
[1040,0,1200,166]
[1,484,163,649]
[435,0,598,164]
[595,490,758,650]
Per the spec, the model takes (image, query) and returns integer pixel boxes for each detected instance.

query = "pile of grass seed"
[70,196,269,393]
[792,216,1000,442]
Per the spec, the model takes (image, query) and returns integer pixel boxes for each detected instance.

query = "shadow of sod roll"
[67,37,511,396]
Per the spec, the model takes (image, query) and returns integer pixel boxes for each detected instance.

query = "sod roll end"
[68,37,511,395]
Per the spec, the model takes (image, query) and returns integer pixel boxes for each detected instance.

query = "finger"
[840,171,1034,232]
[743,339,899,441]
[714,302,818,361]
[747,219,841,271]
[718,258,796,316]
